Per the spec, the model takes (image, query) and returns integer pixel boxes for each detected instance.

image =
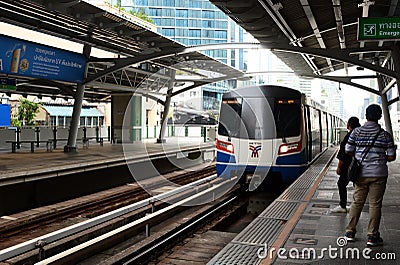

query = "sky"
[329,67,375,119]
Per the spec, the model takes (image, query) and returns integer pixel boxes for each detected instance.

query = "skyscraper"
[114,0,245,110]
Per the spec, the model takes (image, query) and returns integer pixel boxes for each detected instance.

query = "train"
[216,85,345,190]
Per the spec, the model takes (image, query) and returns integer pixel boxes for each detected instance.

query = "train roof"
[222,85,302,99]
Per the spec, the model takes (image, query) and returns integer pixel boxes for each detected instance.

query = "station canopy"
[210,0,400,94]
[0,0,245,102]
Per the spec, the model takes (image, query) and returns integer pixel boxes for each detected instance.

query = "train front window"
[218,98,242,137]
[274,99,301,139]
[240,98,276,139]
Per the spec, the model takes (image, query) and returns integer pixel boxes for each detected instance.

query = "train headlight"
[280,145,289,153]
[278,141,302,155]
[216,139,234,154]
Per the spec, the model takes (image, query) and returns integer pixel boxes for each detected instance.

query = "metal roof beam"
[300,0,334,71]
[258,0,320,74]
[301,74,379,95]
[269,45,398,79]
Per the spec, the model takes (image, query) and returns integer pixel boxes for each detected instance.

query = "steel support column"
[377,75,393,136]
[157,70,176,143]
[64,44,92,152]
[391,45,400,98]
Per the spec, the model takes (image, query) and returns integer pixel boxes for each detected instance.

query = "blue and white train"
[216,85,344,189]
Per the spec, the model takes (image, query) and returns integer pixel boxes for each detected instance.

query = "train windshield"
[273,98,301,139]
[218,98,242,138]
[218,97,301,140]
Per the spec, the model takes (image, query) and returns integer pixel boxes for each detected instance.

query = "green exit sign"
[0,78,16,90]
[358,17,400,40]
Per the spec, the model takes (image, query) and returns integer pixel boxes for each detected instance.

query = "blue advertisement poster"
[0,34,86,83]
[0,104,10,126]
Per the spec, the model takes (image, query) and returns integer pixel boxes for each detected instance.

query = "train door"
[321,112,328,149]
[309,107,321,160]
[304,105,312,162]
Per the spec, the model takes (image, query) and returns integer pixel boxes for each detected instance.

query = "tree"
[12,98,39,126]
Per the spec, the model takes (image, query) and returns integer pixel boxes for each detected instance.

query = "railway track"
[34,177,242,265]
[0,165,217,264]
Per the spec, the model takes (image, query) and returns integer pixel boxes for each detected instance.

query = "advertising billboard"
[0,34,86,83]
[0,104,10,126]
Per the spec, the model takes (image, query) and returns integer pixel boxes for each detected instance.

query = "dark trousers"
[338,171,349,208]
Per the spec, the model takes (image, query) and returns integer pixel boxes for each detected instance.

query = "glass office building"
[115,0,246,110]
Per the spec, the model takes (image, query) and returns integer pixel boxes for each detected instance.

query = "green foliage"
[111,3,153,23]
[11,118,21,127]
[129,8,153,23]
[15,98,39,126]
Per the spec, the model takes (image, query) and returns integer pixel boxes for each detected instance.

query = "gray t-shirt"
[345,121,396,177]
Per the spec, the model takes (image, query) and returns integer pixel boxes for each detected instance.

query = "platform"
[209,147,400,264]
[0,137,214,186]
[0,137,215,216]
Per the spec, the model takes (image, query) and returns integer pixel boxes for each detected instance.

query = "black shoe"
[367,236,383,246]
[345,231,355,242]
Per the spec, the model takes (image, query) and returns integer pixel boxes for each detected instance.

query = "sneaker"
[367,236,383,246]
[345,231,356,242]
[331,206,347,213]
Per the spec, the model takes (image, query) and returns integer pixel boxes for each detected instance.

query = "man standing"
[344,104,396,246]
[331,117,360,213]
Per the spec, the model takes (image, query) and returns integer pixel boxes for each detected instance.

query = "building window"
[176,9,188,17]
[162,0,174,6]
[80,117,85,127]
[188,19,202,27]
[65,117,72,127]
[189,0,201,8]
[161,18,174,26]
[58,117,64,127]
[202,10,215,19]
[202,29,214,38]
[149,8,162,16]
[215,30,227,39]
[50,116,56,127]
[162,7,175,16]
[86,117,92,127]
[215,11,226,19]
[189,29,201,37]
[189,39,201,45]
[202,20,214,28]
[189,9,201,18]
[162,28,175,37]
[176,19,188,27]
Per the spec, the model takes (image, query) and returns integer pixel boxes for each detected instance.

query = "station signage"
[358,17,400,40]
[0,34,86,83]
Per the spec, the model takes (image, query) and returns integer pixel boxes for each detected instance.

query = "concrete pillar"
[64,44,91,152]
[157,69,176,143]
[130,95,142,142]
[377,75,393,135]
[111,94,142,143]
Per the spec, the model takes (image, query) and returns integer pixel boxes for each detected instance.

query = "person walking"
[331,117,361,213]
[344,104,396,246]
